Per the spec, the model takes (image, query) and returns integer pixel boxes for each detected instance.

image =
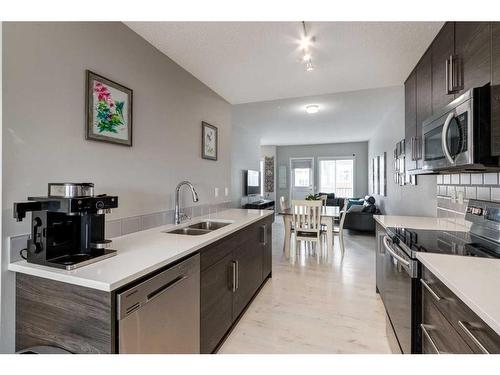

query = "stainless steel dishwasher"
[117,254,200,353]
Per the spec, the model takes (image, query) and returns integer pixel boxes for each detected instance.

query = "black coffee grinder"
[13,183,118,270]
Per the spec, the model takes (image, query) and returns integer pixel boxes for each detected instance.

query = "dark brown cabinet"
[200,252,234,354]
[405,69,417,174]
[492,23,500,156]
[232,223,263,319]
[432,22,455,112]
[454,22,491,96]
[421,266,500,354]
[415,49,432,169]
[262,222,272,279]
[200,215,273,353]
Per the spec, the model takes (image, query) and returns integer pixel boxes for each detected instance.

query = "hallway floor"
[218,218,392,353]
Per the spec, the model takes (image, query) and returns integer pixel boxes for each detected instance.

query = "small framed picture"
[202,121,218,160]
[86,70,133,146]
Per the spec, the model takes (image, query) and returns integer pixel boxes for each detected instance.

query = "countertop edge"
[9,209,274,292]
[416,253,500,336]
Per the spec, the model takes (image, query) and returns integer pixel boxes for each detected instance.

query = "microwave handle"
[441,112,455,164]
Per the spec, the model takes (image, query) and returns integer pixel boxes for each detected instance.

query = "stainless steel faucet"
[174,181,199,224]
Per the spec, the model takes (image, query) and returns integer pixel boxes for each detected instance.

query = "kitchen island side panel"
[16,273,114,353]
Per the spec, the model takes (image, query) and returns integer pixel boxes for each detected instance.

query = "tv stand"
[244,199,275,216]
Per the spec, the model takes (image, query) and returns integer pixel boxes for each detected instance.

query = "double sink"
[164,220,232,236]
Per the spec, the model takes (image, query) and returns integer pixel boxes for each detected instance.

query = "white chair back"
[338,200,349,256]
[291,200,322,235]
[320,195,328,207]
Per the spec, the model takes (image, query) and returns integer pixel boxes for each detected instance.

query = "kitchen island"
[10,209,274,354]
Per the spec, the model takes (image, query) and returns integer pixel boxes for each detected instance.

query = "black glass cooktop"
[386,227,500,259]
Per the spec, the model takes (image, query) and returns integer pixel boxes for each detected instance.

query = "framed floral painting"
[86,70,133,146]
[202,121,218,160]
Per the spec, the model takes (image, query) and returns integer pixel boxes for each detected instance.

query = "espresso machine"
[13,183,118,270]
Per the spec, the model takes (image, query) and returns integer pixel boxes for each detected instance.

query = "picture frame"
[86,70,133,146]
[201,121,218,160]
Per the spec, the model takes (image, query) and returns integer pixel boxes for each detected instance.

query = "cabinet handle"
[421,324,447,354]
[420,279,442,302]
[234,260,239,291]
[261,224,267,246]
[458,321,490,354]
[231,261,237,292]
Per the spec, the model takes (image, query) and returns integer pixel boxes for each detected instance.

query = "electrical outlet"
[214,187,219,198]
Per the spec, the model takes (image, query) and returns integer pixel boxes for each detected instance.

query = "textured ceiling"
[232,86,404,146]
[125,21,443,104]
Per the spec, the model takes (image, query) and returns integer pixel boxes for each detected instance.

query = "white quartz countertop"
[374,215,469,231]
[417,252,500,336]
[9,209,274,292]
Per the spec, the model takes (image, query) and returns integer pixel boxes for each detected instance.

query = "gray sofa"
[318,193,380,233]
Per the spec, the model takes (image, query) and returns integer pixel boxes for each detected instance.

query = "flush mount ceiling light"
[305,104,319,114]
[299,21,316,72]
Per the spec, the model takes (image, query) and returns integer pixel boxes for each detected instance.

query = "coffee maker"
[13,183,118,270]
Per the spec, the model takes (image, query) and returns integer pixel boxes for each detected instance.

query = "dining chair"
[320,195,328,206]
[333,200,348,257]
[291,200,325,248]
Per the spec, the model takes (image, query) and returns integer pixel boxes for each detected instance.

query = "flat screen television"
[246,170,260,195]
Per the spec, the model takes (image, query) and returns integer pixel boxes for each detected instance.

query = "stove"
[377,199,500,354]
[386,199,500,260]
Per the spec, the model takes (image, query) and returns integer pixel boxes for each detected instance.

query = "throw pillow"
[347,198,364,210]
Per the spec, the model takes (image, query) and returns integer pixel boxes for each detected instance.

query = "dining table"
[281,205,341,252]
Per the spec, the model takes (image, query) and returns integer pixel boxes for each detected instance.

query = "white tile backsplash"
[460,173,471,185]
[471,173,483,185]
[477,186,491,201]
[483,172,498,185]
[443,174,451,184]
[451,174,460,185]
[491,187,500,202]
[465,186,477,199]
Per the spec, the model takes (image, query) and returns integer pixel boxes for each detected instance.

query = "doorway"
[289,157,314,200]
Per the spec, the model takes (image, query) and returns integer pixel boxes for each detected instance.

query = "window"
[260,159,264,196]
[319,158,354,197]
[293,168,311,187]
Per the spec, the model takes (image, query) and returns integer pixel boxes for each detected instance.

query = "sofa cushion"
[347,205,364,213]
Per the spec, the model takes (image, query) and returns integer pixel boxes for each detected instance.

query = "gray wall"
[368,86,437,216]
[1,22,233,352]
[230,123,261,207]
[276,141,369,201]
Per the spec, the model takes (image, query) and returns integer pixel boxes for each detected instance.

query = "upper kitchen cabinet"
[415,49,432,168]
[432,22,455,112]
[405,69,417,174]
[492,23,500,156]
[454,22,491,96]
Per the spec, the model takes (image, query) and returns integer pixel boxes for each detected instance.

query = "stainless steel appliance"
[377,199,500,353]
[422,86,497,172]
[13,183,117,270]
[117,254,200,354]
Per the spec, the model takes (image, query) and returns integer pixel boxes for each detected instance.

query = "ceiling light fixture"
[305,104,319,114]
[300,21,315,72]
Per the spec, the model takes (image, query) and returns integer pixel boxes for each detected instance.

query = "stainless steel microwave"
[421,86,498,172]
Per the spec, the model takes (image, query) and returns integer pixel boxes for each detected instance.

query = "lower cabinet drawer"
[422,287,473,354]
[422,268,500,354]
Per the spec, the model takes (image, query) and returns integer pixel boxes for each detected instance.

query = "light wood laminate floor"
[218,219,392,354]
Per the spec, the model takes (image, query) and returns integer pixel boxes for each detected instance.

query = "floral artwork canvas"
[86,70,133,146]
[202,122,218,160]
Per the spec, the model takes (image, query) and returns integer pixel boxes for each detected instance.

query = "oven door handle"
[441,112,455,164]
[383,235,410,268]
